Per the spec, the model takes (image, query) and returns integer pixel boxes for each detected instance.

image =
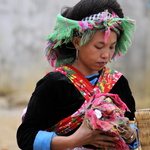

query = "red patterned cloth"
[85,93,130,150]
[45,65,122,137]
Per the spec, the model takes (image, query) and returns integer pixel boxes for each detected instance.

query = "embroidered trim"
[45,65,122,135]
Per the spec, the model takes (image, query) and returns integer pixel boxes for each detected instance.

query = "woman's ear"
[72,37,81,48]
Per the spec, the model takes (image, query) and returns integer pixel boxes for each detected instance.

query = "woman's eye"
[110,47,115,50]
[95,46,103,49]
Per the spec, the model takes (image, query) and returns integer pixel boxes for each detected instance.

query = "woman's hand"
[118,117,136,143]
[69,119,119,149]
[51,119,119,150]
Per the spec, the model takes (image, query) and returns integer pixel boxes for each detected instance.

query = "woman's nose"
[101,51,109,59]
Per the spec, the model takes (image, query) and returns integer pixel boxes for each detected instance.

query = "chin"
[95,66,104,71]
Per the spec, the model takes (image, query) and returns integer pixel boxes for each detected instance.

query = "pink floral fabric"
[85,93,130,150]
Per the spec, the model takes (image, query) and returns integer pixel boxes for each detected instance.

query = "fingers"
[118,117,131,133]
[79,119,121,148]
[118,119,136,143]
[120,117,130,127]
[91,135,119,148]
[124,117,130,123]
[93,141,115,148]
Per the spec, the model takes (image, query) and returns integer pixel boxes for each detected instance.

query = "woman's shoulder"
[35,71,72,89]
[45,71,67,80]
[118,75,129,84]
[31,71,75,99]
[112,74,130,91]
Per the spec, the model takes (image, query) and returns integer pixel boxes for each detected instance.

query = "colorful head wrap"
[45,10,136,67]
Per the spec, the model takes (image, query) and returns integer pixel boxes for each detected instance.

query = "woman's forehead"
[91,30,117,43]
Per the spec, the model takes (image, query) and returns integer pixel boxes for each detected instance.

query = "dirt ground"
[0,108,22,150]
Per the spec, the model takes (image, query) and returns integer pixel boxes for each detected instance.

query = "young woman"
[17,0,140,149]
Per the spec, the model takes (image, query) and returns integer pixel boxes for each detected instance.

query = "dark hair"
[54,0,124,65]
[62,0,124,19]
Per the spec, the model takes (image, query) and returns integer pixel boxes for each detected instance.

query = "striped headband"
[82,11,114,21]
[45,10,136,68]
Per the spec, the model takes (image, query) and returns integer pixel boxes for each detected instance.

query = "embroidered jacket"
[17,66,136,150]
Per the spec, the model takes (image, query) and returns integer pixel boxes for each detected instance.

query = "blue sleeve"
[127,124,140,149]
[33,131,57,150]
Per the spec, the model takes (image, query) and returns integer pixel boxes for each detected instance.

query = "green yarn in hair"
[46,14,82,48]
[114,18,136,55]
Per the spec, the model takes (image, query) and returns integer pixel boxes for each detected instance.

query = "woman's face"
[72,30,117,76]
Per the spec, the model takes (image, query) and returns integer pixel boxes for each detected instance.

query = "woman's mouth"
[97,62,107,66]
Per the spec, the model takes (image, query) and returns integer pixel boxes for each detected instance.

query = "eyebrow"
[97,41,117,44]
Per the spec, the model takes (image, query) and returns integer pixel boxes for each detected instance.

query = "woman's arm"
[51,120,119,150]
[17,72,81,149]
